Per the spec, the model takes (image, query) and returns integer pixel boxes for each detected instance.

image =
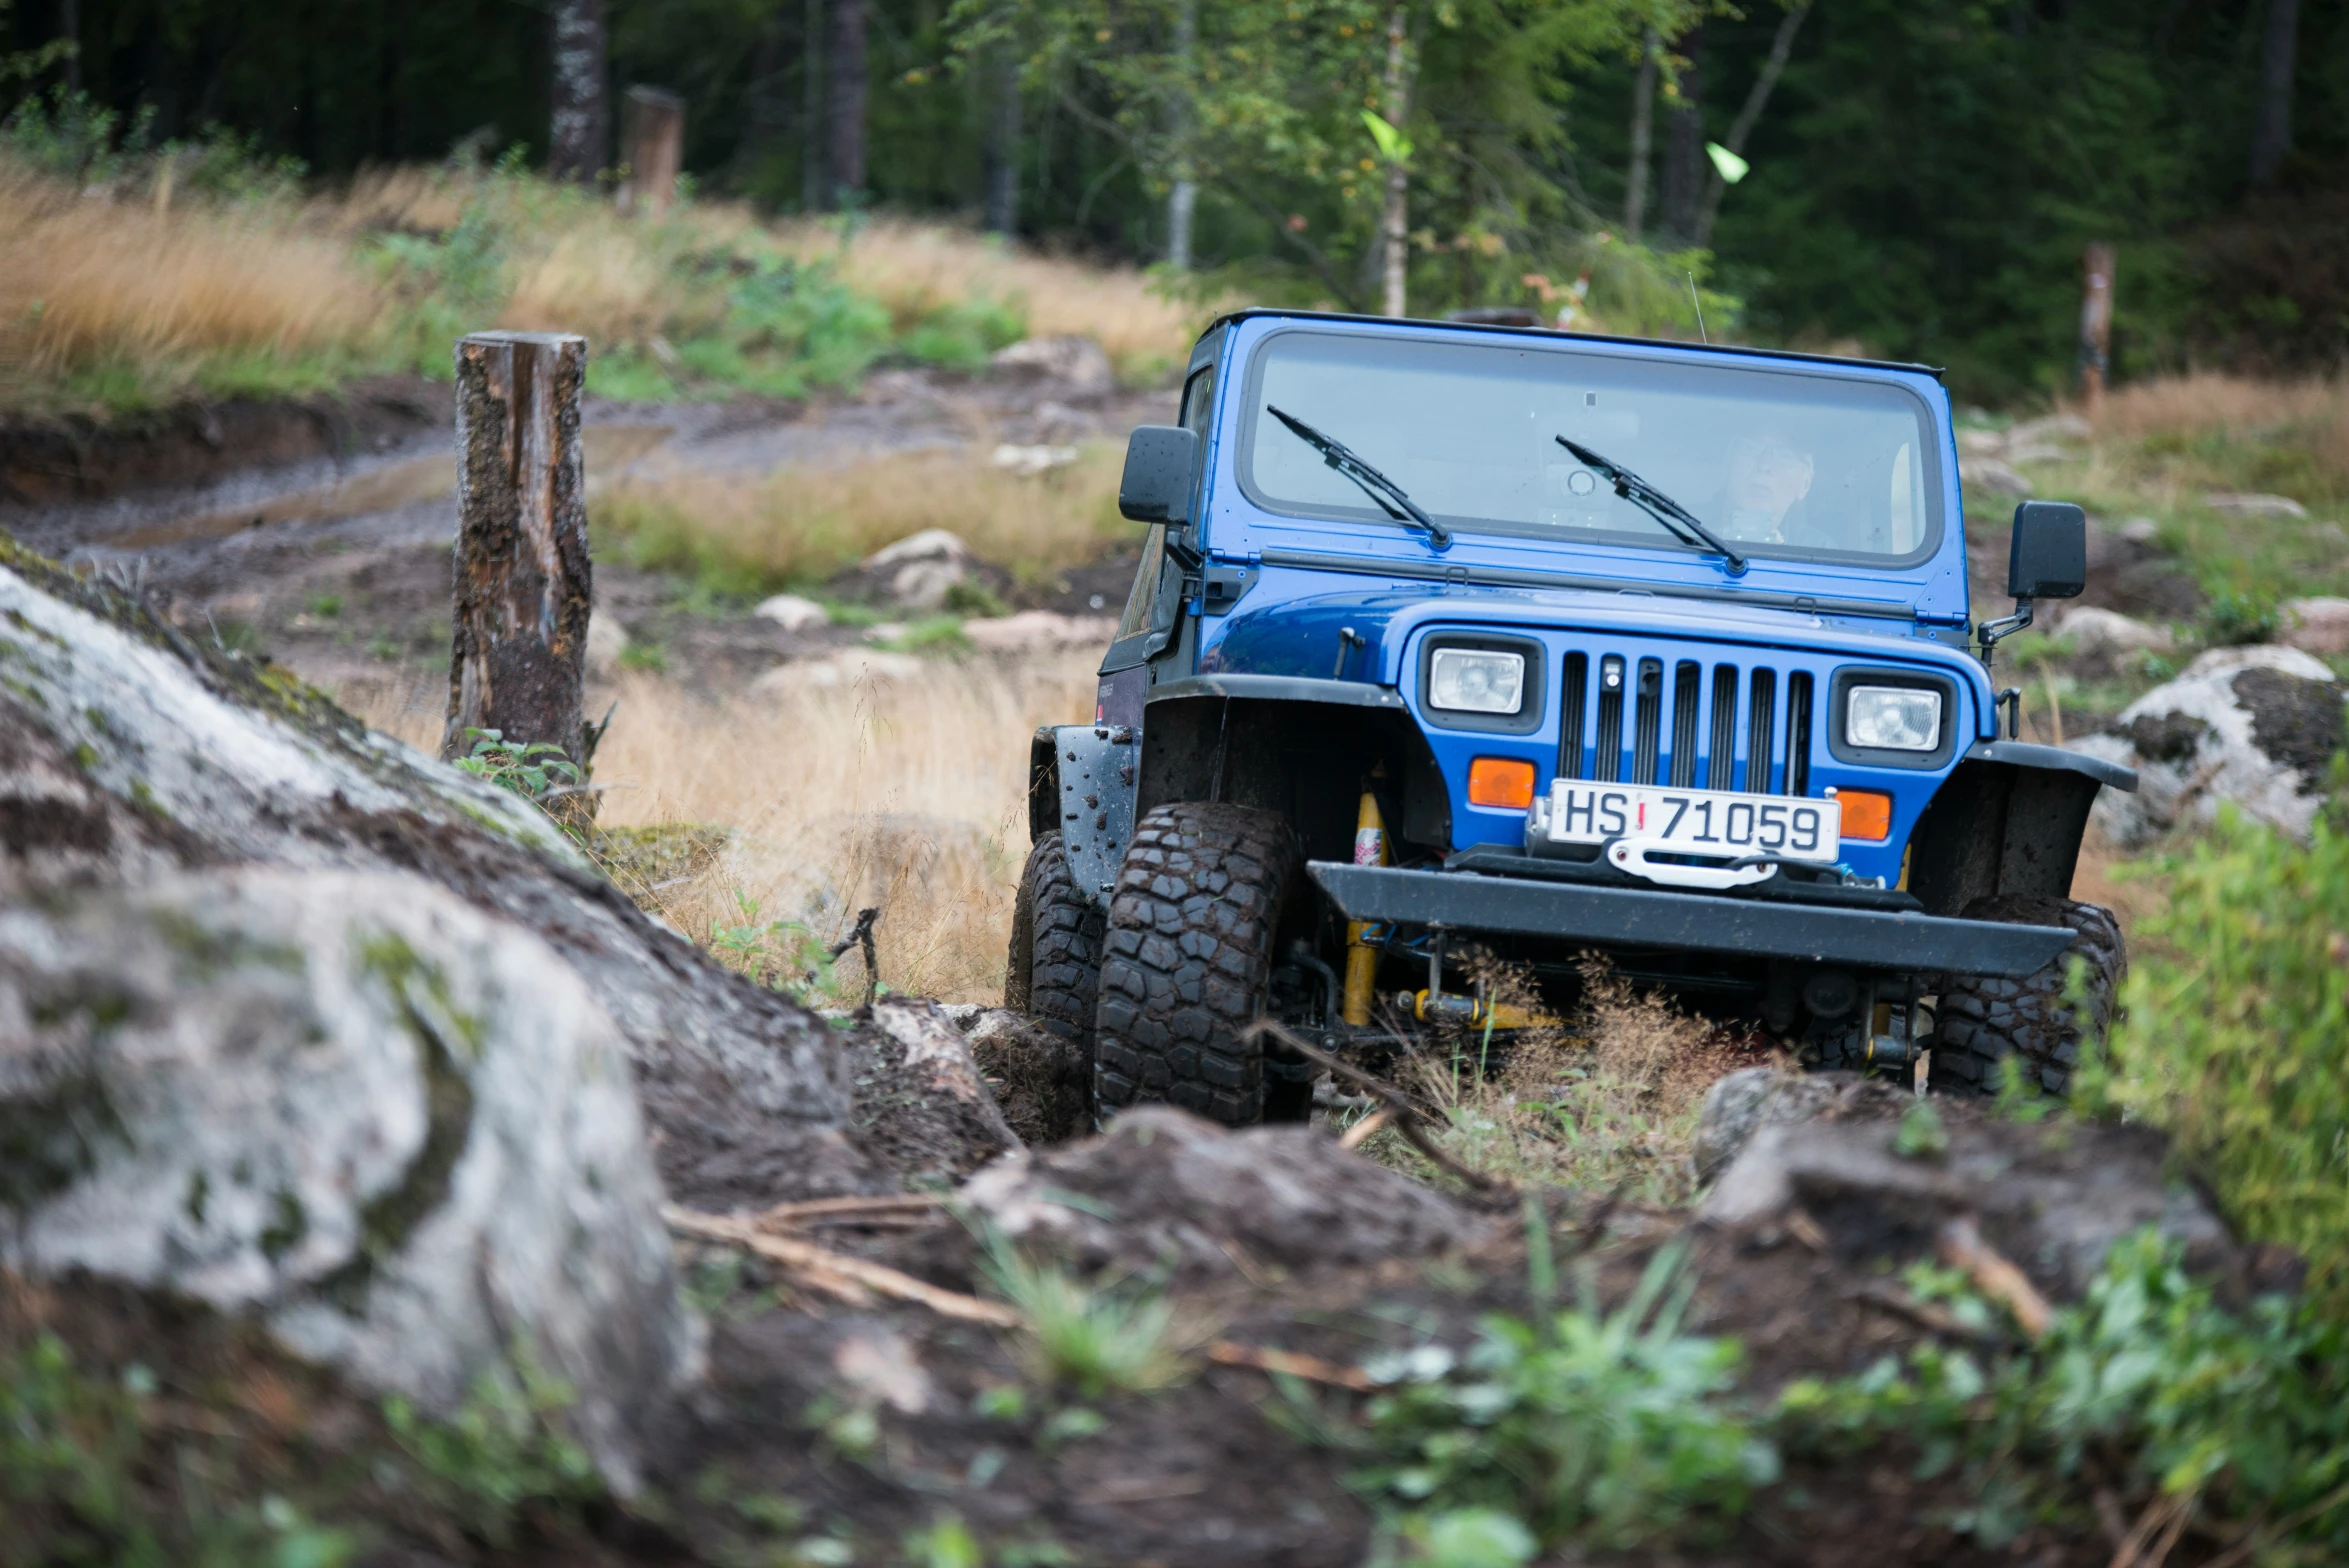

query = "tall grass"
[0,152,1204,415]
[337,650,1097,1006]
[592,441,1132,592]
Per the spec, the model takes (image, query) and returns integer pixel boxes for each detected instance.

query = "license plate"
[1540,781,1841,862]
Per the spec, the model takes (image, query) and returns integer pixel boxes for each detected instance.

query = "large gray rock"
[1692,1068,1912,1186]
[960,1105,1489,1280]
[0,867,695,1492]
[2070,646,2344,845]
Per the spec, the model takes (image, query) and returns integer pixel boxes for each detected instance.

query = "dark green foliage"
[2082,810,2349,1299]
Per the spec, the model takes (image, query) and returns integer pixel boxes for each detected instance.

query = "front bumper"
[1308,861,2073,977]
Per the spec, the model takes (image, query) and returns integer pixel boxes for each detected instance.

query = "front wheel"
[1093,802,1300,1128]
[1934,893,2125,1097]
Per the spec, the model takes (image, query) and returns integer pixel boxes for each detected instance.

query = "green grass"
[978,1235,1186,1400]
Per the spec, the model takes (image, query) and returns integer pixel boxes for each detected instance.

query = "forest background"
[0,0,2341,404]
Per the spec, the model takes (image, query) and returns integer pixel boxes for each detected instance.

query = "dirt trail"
[0,366,1171,705]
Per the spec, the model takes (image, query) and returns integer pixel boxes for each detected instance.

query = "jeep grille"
[1557,652,1814,795]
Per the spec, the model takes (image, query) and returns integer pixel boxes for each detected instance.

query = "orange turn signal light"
[1468,756,1538,810]
[1836,788,1894,842]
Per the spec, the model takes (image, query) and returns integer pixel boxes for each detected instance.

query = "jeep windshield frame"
[1233,326,1947,573]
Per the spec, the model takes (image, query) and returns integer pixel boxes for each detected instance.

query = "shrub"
[2080,810,2349,1296]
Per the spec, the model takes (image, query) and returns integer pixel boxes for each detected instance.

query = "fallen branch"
[1337,1108,1390,1150]
[1937,1215,2053,1340]
[664,1205,1021,1328]
[1845,1278,2007,1348]
[754,1193,948,1230]
[1206,1339,1376,1391]
[1246,1019,1508,1194]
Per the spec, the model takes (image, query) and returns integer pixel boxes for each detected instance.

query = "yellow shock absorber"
[1340,784,1388,1026]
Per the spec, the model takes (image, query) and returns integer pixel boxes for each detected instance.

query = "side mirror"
[1118,426,1197,525]
[2007,500,2087,600]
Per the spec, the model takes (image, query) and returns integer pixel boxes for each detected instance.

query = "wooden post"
[2078,244,2115,416]
[443,332,595,823]
[618,88,686,217]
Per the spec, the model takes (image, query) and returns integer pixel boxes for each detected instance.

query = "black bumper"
[1307,862,2073,978]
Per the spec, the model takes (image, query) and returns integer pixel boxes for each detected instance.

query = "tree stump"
[444,331,595,825]
[619,87,686,217]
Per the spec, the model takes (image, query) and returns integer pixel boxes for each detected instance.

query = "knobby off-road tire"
[1935,893,2125,1097]
[1093,802,1300,1128]
[1005,833,1105,1051]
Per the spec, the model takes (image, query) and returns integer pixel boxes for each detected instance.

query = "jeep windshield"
[1237,328,1941,566]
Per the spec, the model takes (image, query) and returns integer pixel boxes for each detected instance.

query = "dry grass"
[1362,958,1773,1202]
[336,651,1097,1005]
[593,440,1132,589]
[2092,371,2349,444]
[0,159,374,394]
[771,217,1213,378]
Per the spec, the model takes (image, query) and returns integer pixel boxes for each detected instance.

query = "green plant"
[1893,1098,1949,1158]
[1340,1244,1777,1553]
[617,639,668,673]
[2078,810,2349,1297]
[1777,1232,2349,1557]
[978,1233,1185,1399]
[2197,586,2284,648]
[381,1361,600,1548]
[450,727,583,806]
[709,889,839,1001]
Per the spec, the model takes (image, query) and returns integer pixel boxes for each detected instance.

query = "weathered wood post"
[2078,244,2115,416]
[443,331,595,825]
[618,88,685,217]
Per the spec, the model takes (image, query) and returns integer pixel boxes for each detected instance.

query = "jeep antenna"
[1687,273,1708,344]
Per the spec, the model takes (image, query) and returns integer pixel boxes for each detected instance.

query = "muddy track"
[0,365,1172,706]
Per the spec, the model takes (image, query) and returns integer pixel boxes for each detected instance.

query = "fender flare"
[1908,740,2135,916]
[1029,723,1139,907]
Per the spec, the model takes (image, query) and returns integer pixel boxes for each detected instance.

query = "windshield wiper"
[1553,435,1748,577]
[1269,406,1452,551]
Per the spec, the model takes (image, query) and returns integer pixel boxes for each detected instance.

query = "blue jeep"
[1006,309,2137,1127]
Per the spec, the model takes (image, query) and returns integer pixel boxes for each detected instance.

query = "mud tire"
[1005,833,1105,1055]
[1934,893,2125,1097]
[1093,802,1300,1128]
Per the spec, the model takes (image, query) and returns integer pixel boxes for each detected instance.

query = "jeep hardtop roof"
[1193,307,1946,382]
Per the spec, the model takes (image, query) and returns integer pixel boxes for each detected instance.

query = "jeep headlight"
[1846,685,1942,751]
[1428,648,1526,715]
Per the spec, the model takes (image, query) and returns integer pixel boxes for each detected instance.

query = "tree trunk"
[983,51,1021,235]
[443,332,595,824]
[548,0,608,180]
[736,15,794,180]
[1658,22,1706,250]
[1166,0,1199,269]
[1694,1,1809,248]
[2248,0,2300,187]
[802,0,825,209]
[1625,27,1659,240]
[59,0,79,89]
[824,0,867,206]
[619,86,685,217]
[1378,0,1413,319]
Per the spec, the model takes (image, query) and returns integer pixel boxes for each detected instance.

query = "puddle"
[117,424,675,548]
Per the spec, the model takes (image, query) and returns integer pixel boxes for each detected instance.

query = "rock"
[2054,605,2174,656]
[2118,516,2162,546]
[2205,492,2308,519]
[851,1001,1023,1185]
[1700,1114,2242,1303]
[1964,457,2033,497]
[2006,412,2093,446]
[989,336,1114,393]
[2282,597,2349,656]
[2004,442,2071,466]
[1693,1068,1913,1186]
[753,650,928,692]
[962,611,1119,654]
[585,613,629,677]
[0,866,696,1493]
[1956,428,2005,456]
[959,1105,1490,1281]
[754,593,831,633]
[0,550,883,1215]
[863,529,972,611]
[990,443,1080,476]
[2069,645,2345,845]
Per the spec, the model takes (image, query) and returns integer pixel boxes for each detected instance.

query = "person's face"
[1729,436,1814,521]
